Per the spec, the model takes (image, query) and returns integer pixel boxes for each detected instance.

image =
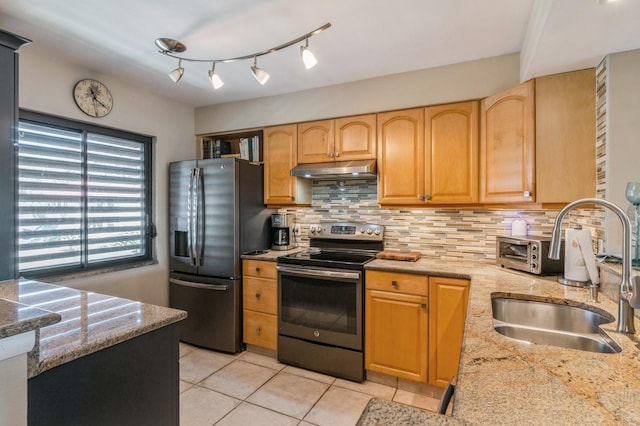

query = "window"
[17,111,154,277]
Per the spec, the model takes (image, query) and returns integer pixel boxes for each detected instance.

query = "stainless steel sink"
[491,293,622,354]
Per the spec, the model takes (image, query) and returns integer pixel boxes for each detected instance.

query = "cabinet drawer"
[243,260,277,280]
[243,310,277,350]
[243,277,277,314]
[366,270,428,296]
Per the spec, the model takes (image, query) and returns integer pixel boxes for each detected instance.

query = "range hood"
[290,159,377,179]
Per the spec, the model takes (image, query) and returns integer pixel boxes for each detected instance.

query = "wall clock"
[73,79,113,118]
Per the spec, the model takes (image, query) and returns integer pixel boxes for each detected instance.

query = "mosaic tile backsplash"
[280,178,604,261]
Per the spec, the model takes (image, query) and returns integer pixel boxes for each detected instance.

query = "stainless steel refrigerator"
[169,158,272,352]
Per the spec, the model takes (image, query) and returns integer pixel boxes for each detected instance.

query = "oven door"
[277,264,363,351]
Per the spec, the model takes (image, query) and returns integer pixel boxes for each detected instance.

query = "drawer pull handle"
[255,267,261,272]
[256,327,262,335]
[255,293,261,300]
[391,280,398,287]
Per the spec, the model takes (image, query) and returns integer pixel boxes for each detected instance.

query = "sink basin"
[491,293,622,354]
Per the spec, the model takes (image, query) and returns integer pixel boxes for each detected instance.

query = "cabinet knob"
[421,303,427,309]
[256,327,262,335]
[255,267,261,272]
[334,152,339,158]
[391,280,399,287]
[255,293,261,299]
[417,195,425,201]
[291,196,295,201]
[424,194,432,201]
[328,152,334,158]
[523,190,532,197]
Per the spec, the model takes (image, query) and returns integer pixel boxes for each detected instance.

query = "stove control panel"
[309,222,384,241]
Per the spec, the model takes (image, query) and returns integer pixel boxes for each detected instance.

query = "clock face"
[73,79,113,118]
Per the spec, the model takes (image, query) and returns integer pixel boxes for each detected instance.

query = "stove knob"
[317,227,323,234]
[374,229,381,235]
[366,228,373,235]
[310,225,316,233]
[360,227,365,233]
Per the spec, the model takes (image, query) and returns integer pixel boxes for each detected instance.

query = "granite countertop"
[0,279,187,378]
[241,247,306,261]
[0,297,60,340]
[364,258,640,425]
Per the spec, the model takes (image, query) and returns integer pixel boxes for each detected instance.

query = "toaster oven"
[496,236,564,275]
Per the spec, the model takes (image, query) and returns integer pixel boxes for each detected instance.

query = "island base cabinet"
[28,324,180,426]
[365,289,428,382]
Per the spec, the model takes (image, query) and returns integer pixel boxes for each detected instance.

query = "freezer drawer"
[169,273,244,353]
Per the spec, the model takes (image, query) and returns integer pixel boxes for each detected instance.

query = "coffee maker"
[271,214,295,251]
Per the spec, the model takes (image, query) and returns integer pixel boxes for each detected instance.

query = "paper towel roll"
[511,219,527,236]
[565,228,590,282]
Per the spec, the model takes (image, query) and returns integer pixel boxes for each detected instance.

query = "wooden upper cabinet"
[480,80,535,203]
[298,120,334,163]
[377,108,425,205]
[334,114,377,160]
[378,103,479,205]
[263,124,310,205]
[535,69,596,203]
[298,114,376,163]
[426,101,479,204]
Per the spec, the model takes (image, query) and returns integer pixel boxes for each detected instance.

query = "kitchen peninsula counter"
[0,278,187,378]
[364,258,640,425]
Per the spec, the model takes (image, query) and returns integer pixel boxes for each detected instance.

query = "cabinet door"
[535,69,596,203]
[426,101,479,204]
[335,114,377,161]
[377,108,425,205]
[428,277,469,388]
[264,124,310,205]
[365,289,428,382]
[298,120,334,163]
[480,80,535,203]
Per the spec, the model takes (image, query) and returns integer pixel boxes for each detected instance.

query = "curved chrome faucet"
[548,198,637,334]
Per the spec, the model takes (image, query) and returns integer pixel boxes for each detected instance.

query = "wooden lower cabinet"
[365,271,428,382]
[242,260,278,350]
[428,276,470,387]
[365,271,469,387]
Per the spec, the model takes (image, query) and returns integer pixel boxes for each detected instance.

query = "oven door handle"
[276,265,361,280]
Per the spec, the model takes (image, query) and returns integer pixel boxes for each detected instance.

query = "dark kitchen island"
[0,278,187,426]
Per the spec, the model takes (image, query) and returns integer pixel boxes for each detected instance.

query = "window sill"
[26,259,159,284]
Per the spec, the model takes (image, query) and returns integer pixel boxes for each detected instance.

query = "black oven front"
[276,263,365,382]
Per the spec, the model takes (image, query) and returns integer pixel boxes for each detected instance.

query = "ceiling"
[0,0,638,108]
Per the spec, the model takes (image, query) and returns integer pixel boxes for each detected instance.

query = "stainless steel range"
[276,222,384,382]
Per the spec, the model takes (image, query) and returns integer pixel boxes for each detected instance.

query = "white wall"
[17,44,195,306]
[195,53,521,134]
[605,49,640,253]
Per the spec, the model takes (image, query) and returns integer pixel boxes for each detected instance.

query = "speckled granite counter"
[0,297,60,340]
[0,278,187,378]
[364,258,640,425]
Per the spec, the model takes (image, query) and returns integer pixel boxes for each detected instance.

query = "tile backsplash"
[280,179,603,261]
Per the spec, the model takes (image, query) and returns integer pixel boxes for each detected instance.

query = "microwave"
[496,236,564,275]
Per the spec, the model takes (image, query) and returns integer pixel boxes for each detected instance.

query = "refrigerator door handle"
[195,167,204,267]
[169,278,229,291]
[188,168,198,266]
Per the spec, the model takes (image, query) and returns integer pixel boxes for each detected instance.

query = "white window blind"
[17,114,153,276]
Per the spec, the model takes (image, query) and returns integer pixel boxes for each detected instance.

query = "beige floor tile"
[179,386,240,426]
[200,359,278,399]
[247,372,330,419]
[281,365,336,384]
[364,370,398,388]
[239,351,286,371]
[393,389,441,412]
[304,386,372,426]
[180,380,193,393]
[216,402,299,426]
[180,347,235,384]
[179,342,195,358]
[333,378,396,400]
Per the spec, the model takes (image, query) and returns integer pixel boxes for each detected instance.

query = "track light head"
[208,63,224,89]
[300,39,318,69]
[250,57,270,85]
[168,59,184,83]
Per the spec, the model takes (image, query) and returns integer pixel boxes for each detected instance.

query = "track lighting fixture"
[300,38,318,70]
[208,63,224,89]
[250,57,270,85]
[168,59,184,83]
[155,23,331,90]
